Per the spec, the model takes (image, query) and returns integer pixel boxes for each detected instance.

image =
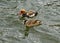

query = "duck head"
[19,9,26,15]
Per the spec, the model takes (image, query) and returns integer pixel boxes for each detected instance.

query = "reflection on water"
[0,0,60,43]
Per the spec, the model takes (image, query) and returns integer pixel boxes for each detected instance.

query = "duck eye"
[21,11,25,13]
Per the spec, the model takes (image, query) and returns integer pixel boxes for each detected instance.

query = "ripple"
[0,0,60,43]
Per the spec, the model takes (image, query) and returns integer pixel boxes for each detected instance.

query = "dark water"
[0,0,60,43]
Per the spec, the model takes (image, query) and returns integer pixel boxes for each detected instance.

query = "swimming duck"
[24,20,42,27]
[18,9,38,18]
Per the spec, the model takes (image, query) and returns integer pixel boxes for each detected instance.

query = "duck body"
[24,20,42,27]
[18,9,38,18]
[26,11,38,18]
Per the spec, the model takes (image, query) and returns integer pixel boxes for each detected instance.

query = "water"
[0,0,60,43]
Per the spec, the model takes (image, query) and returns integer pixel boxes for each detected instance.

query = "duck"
[18,9,38,18]
[24,19,42,27]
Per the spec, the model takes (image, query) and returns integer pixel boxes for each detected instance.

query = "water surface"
[0,0,60,43]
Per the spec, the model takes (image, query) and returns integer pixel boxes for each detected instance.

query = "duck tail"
[35,12,38,16]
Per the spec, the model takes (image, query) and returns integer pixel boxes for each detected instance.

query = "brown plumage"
[19,9,26,15]
[18,9,38,18]
[24,20,42,27]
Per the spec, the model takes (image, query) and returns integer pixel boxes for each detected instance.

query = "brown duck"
[18,9,38,18]
[24,19,42,27]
